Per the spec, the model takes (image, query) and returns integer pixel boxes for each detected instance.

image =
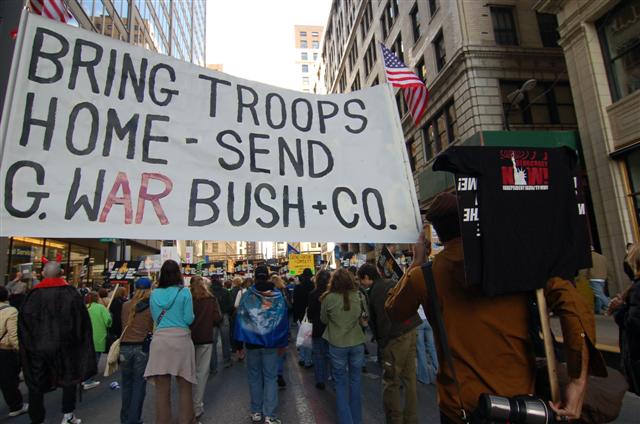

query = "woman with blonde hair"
[189,276,222,419]
[321,268,368,424]
[119,278,154,424]
[610,243,640,394]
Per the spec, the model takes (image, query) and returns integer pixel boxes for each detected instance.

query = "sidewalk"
[550,314,619,353]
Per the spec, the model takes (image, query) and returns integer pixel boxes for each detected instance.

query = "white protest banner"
[0,13,421,243]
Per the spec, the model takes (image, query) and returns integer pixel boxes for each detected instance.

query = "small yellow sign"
[288,254,315,275]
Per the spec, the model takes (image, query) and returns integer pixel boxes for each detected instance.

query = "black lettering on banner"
[188,179,221,226]
[344,99,368,134]
[217,130,244,170]
[266,93,287,129]
[4,161,50,218]
[362,188,386,230]
[68,38,103,93]
[28,27,69,84]
[118,54,147,102]
[65,168,105,221]
[149,63,179,106]
[103,49,117,96]
[332,187,359,228]
[20,92,57,150]
[283,186,305,228]
[227,182,251,226]
[198,74,231,117]
[249,133,270,174]
[308,139,334,178]
[103,109,139,159]
[66,102,99,155]
[278,137,303,177]
[142,114,169,165]
[237,85,260,125]
[254,183,279,228]
[291,98,312,132]
[317,100,339,134]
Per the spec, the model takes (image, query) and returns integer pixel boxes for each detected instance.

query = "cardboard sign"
[107,260,142,282]
[377,246,403,282]
[0,13,421,243]
[288,253,314,275]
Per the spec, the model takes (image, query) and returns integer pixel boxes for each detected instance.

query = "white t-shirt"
[418,305,426,321]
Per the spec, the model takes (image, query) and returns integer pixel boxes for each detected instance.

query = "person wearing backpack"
[385,193,607,424]
[210,276,233,373]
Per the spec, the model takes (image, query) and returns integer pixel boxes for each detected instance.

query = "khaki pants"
[154,375,194,424]
[193,344,213,417]
[382,329,418,424]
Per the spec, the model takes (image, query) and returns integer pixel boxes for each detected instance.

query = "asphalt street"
[1,336,639,423]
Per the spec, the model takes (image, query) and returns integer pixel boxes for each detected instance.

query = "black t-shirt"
[433,146,591,296]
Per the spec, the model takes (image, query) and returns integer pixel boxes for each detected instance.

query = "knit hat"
[254,265,269,279]
[135,277,152,290]
[425,192,461,242]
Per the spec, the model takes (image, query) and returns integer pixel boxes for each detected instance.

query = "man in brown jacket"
[385,193,606,423]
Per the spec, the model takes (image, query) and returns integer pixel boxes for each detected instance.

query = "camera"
[473,394,553,424]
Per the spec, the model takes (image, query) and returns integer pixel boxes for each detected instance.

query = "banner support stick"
[536,287,561,403]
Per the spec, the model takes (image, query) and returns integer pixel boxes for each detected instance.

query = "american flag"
[380,43,429,125]
[29,0,72,23]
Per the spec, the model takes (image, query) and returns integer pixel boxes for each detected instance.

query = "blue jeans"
[416,320,438,384]
[277,350,287,376]
[246,348,279,418]
[590,279,610,314]
[328,344,364,424]
[312,337,330,384]
[120,345,148,424]
[211,314,232,371]
[298,345,313,366]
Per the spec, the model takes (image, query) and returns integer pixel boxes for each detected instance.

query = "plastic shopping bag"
[295,314,313,349]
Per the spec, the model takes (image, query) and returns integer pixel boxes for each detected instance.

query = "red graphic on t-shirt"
[500,150,549,191]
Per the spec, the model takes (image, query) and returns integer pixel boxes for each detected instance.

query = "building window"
[364,39,377,77]
[312,40,319,49]
[312,31,319,37]
[300,31,307,37]
[623,148,640,228]
[598,0,640,102]
[361,1,373,39]
[302,64,309,73]
[302,76,310,84]
[415,56,426,81]
[352,72,361,91]
[428,0,439,17]
[537,13,559,48]
[392,34,404,63]
[410,4,421,43]
[391,0,400,22]
[406,137,417,172]
[434,31,446,71]
[300,40,308,48]
[301,52,308,60]
[396,91,406,117]
[500,80,577,125]
[422,100,457,161]
[313,52,318,60]
[491,7,519,46]
[348,44,359,72]
[381,10,389,40]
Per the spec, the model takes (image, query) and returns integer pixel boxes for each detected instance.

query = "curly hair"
[322,268,356,311]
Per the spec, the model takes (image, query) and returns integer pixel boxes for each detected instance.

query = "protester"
[232,278,251,361]
[307,269,331,389]
[84,291,113,390]
[234,265,289,424]
[609,243,640,394]
[109,286,128,344]
[144,259,196,424]
[210,276,233,373]
[98,287,110,307]
[358,263,421,423]
[294,268,314,367]
[0,285,28,417]
[190,276,222,419]
[587,247,615,314]
[321,268,367,424]
[415,306,438,385]
[272,275,291,388]
[385,193,607,423]
[19,261,96,424]
[119,277,154,424]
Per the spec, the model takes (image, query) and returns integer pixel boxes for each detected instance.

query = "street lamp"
[503,79,536,131]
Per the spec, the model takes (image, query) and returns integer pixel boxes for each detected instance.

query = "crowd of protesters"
[1,218,639,424]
